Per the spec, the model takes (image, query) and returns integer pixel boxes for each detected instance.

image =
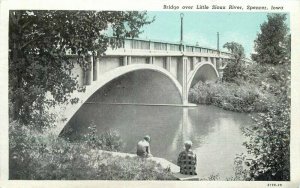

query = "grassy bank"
[189,63,288,113]
[189,81,275,113]
[9,122,176,180]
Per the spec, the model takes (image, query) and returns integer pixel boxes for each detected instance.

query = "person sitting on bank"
[137,135,153,158]
[177,140,197,175]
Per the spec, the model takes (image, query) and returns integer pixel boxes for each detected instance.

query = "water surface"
[64,104,252,179]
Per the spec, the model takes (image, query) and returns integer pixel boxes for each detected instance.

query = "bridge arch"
[56,64,183,135]
[187,62,219,101]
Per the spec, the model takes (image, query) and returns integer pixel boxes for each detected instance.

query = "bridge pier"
[180,57,189,105]
[123,56,128,66]
[192,57,197,71]
[84,56,93,85]
[149,56,154,64]
[127,56,131,65]
[92,55,97,81]
[166,57,171,71]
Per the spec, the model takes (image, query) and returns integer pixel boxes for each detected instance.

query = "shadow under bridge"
[86,64,183,105]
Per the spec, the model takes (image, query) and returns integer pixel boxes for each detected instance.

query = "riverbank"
[10,104,253,180]
[189,63,288,113]
[189,81,273,113]
[189,62,290,180]
[9,122,176,180]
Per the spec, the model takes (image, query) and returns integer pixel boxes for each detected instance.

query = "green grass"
[189,81,275,113]
[9,122,176,180]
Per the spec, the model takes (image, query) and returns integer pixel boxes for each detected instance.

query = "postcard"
[0,0,299,187]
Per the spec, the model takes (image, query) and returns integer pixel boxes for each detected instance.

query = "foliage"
[252,13,290,65]
[9,121,175,180]
[9,10,153,128]
[95,156,176,180]
[242,63,290,99]
[242,62,290,180]
[226,154,250,181]
[199,173,220,181]
[189,62,290,180]
[222,42,245,82]
[223,42,245,64]
[222,60,243,83]
[82,123,123,152]
[243,100,290,180]
[189,13,290,181]
[189,81,274,113]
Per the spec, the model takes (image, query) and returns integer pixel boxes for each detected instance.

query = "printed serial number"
[267,184,282,187]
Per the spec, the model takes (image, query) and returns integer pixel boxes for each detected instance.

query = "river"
[64,104,252,180]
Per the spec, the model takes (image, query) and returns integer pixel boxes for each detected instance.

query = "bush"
[199,174,220,181]
[241,62,290,181]
[82,123,123,152]
[188,81,212,104]
[222,60,243,83]
[9,122,175,180]
[189,81,274,113]
[243,101,290,180]
[95,156,176,180]
[189,61,290,181]
[226,154,251,181]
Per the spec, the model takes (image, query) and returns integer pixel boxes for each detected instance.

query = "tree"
[241,13,291,179]
[252,14,290,64]
[9,10,153,128]
[222,42,245,82]
[223,42,245,64]
[243,77,290,180]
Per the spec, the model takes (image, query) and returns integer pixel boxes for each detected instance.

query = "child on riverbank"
[177,141,197,175]
[137,135,153,158]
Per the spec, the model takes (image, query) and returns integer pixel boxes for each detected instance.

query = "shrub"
[243,101,290,181]
[95,156,176,180]
[82,123,123,152]
[199,173,220,181]
[189,81,212,104]
[226,154,250,181]
[222,60,243,83]
[189,60,290,181]
[240,62,290,181]
[189,81,274,113]
[9,122,175,180]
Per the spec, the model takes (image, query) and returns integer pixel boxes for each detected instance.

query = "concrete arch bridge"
[56,38,230,135]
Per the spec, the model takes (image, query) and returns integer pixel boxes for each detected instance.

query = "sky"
[139,12,290,58]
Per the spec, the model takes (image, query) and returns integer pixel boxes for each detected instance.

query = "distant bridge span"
[187,62,219,92]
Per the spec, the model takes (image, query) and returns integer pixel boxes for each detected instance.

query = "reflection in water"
[182,108,193,142]
[170,108,191,153]
[63,104,252,180]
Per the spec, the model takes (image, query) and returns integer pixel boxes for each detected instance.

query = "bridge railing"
[107,38,232,58]
[66,37,233,60]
